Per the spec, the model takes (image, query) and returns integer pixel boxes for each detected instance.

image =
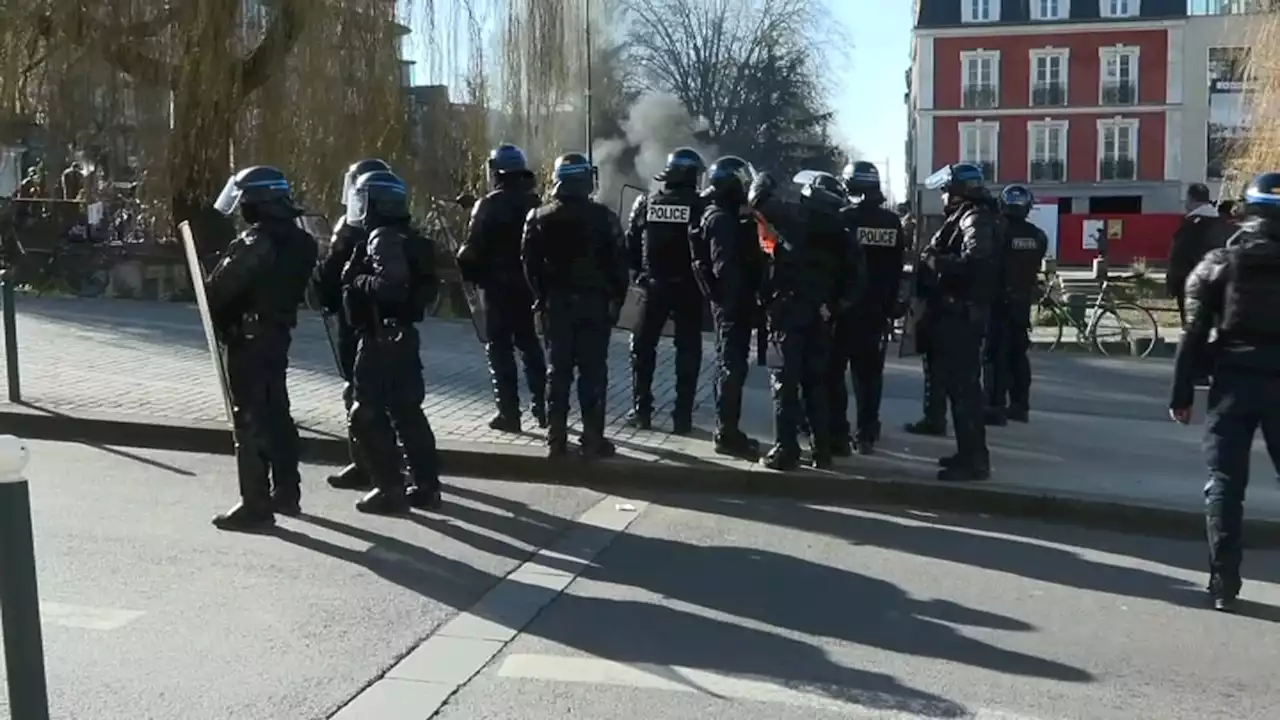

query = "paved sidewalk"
[2,296,1276,536]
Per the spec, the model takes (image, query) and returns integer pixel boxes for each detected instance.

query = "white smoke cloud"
[592,92,718,216]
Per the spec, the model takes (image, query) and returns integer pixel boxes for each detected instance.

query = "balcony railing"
[1101,81,1137,105]
[1031,83,1067,107]
[961,84,999,109]
[1100,157,1137,181]
[1030,160,1065,182]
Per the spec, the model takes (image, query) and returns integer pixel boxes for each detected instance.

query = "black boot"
[830,435,854,457]
[547,439,569,458]
[270,491,301,518]
[714,432,760,460]
[327,463,370,490]
[406,484,443,511]
[1208,574,1241,613]
[671,412,693,436]
[903,419,947,436]
[1007,405,1029,423]
[984,408,1008,427]
[625,408,652,430]
[488,411,522,433]
[356,487,411,515]
[579,438,617,459]
[936,460,991,482]
[212,502,275,532]
[763,445,801,471]
[854,435,875,455]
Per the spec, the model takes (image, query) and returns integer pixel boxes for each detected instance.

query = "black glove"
[748,172,777,209]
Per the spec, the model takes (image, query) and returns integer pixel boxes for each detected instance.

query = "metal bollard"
[0,435,50,720]
[1,268,18,402]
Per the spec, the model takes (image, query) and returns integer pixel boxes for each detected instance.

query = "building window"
[1031,0,1070,20]
[1100,46,1139,105]
[1097,118,1138,181]
[1030,49,1069,107]
[960,50,1000,109]
[1028,121,1068,182]
[963,0,998,22]
[1100,0,1138,18]
[959,121,999,182]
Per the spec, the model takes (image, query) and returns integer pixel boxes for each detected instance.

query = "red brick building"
[907,0,1187,218]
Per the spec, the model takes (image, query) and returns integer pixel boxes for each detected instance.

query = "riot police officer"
[1170,171,1280,612]
[342,170,443,514]
[522,153,629,458]
[748,170,862,470]
[457,144,548,433]
[314,158,392,491]
[908,163,998,481]
[985,184,1047,425]
[692,156,763,458]
[206,166,318,531]
[831,161,905,455]
[624,148,707,433]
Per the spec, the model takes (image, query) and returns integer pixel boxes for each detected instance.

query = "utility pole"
[585,0,594,166]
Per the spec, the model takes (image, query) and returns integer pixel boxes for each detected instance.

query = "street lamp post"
[0,435,50,720]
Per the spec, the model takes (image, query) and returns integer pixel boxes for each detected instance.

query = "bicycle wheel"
[1109,301,1160,358]
[1038,303,1066,351]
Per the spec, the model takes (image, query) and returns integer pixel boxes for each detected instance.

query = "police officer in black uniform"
[1170,171,1280,612]
[692,156,763,458]
[748,170,862,470]
[342,170,443,514]
[314,158,392,491]
[909,163,998,481]
[623,148,707,434]
[831,161,905,455]
[985,184,1048,425]
[458,144,548,432]
[206,166,318,531]
[522,153,629,458]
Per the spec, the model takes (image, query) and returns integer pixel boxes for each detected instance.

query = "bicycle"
[1035,271,1161,357]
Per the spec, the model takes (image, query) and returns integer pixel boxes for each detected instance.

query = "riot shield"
[295,213,345,378]
[442,196,488,343]
[178,221,234,425]
[897,265,922,358]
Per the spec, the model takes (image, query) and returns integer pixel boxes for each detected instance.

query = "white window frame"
[1096,118,1139,181]
[1099,45,1140,105]
[1027,120,1069,181]
[1029,49,1070,105]
[1099,0,1139,18]
[959,50,1000,108]
[962,0,1000,23]
[958,121,999,181]
[1030,0,1070,21]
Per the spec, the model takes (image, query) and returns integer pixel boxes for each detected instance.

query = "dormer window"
[1031,0,1070,20]
[1100,0,1139,18]
[962,0,999,23]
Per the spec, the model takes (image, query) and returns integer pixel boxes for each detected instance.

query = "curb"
[1028,336,1178,358]
[4,405,1275,546]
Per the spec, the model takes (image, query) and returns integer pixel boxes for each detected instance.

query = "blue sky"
[828,1,912,202]
[403,1,912,200]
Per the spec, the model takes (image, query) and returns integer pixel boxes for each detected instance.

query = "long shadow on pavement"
[273,484,1096,717]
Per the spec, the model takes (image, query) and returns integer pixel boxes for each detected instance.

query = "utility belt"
[223,311,282,342]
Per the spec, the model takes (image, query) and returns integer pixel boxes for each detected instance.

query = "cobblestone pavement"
[0,296,719,448]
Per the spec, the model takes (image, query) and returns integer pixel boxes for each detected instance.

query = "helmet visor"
[924,166,953,191]
[344,190,369,227]
[212,176,242,216]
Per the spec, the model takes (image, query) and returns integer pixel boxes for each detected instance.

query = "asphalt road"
[4,442,1280,719]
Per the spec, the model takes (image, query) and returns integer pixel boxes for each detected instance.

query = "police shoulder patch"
[1010,236,1039,250]
[857,227,897,247]
[647,203,691,223]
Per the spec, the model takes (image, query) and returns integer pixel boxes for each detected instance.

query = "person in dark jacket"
[457,144,548,432]
[1169,171,1280,612]
[1168,182,1231,326]
[908,163,999,481]
[206,166,318,531]
[522,153,630,458]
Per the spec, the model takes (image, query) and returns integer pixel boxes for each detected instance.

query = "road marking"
[496,654,1048,720]
[330,494,650,720]
[40,602,145,630]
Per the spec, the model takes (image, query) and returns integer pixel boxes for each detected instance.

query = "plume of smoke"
[592,92,718,215]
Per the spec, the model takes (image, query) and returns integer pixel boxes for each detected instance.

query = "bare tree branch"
[242,0,307,95]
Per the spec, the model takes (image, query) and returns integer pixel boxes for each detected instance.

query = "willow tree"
[1223,7,1280,196]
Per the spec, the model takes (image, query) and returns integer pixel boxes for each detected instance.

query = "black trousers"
[830,313,891,442]
[483,284,546,417]
[629,280,703,419]
[348,325,439,492]
[1203,371,1280,592]
[983,301,1033,412]
[545,296,612,447]
[711,304,753,438]
[768,320,830,456]
[932,309,989,465]
[225,331,301,509]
